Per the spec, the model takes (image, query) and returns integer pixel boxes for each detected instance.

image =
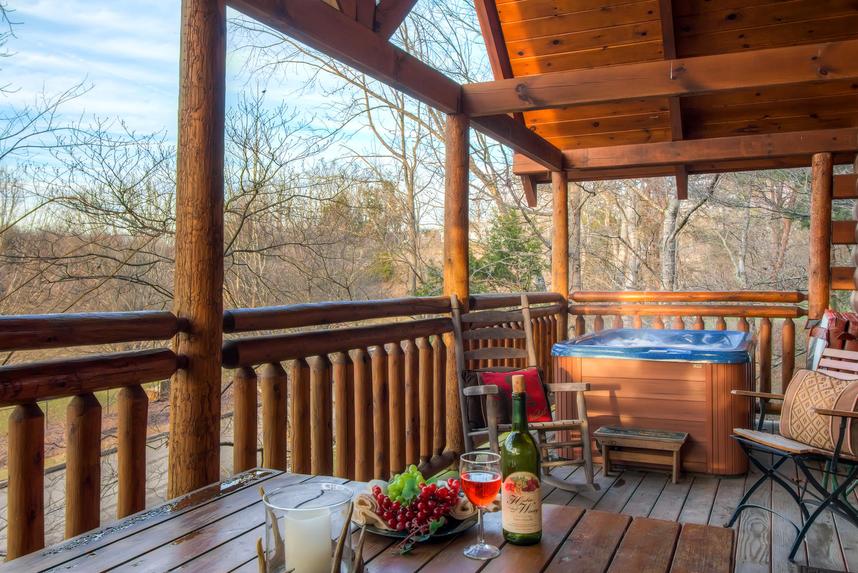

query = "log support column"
[808,152,833,320]
[852,154,858,313]
[443,113,469,456]
[551,171,569,340]
[169,0,226,497]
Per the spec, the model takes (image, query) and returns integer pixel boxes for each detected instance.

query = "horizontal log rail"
[0,311,183,352]
[469,292,565,309]
[568,303,806,319]
[223,296,451,333]
[222,317,453,368]
[0,348,181,406]
[570,291,807,304]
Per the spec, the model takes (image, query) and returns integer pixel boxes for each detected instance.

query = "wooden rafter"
[474,0,541,206]
[463,39,858,116]
[374,0,418,39]
[657,0,687,200]
[228,0,563,171]
[513,128,858,173]
[355,0,375,28]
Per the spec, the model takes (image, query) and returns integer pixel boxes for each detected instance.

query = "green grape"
[387,465,425,505]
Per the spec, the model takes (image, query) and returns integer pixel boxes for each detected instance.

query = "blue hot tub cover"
[551,328,751,363]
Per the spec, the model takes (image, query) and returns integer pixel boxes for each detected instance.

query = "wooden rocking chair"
[450,294,595,491]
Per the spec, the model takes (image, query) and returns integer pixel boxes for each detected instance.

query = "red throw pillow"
[479,368,552,422]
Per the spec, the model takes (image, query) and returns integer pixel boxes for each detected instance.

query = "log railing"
[568,291,808,395]
[222,296,456,482]
[0,311,184,560]
[220,292,567,483]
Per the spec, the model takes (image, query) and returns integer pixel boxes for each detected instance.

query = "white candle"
[282,508,332,573]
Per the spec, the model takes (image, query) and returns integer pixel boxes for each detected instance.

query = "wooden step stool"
[594,426,689,484]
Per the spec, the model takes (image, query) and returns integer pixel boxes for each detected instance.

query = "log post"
[289,360,310,473]
[442,113,469,457]
[386,343,405,474]
[632,315,643,329]
[169,0,226,497]
[308,355,332,476]
[715,316,727,330]
[593,315,604,332]
[232,367,258,473]
[431,335,446,456]
[65,393,101,538]
[261,362,288,470]
[758,317,772,393]
[370,346,390,479]
[350,348,371,482]
[808,152,833,320]
[403,339,419,466]
[575,315,585,336]
[612,315,623,329]
[782,318,796,392]
[7,403,44,560]
[552,171,569,339]
[672,316,685,330]
[117,385,148,518]
[331,352,350,478]
[853,153,858,313]
[416,337,433,465]
[694,316,705,330]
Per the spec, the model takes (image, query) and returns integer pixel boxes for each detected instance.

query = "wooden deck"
[1,446,855,571]
[544,458,858,572]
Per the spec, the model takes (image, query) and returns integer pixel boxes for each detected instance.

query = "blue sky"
[1,1,359,147]
[4,1,183,136]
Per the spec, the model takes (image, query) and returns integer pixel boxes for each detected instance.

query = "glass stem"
[477,508,485,545]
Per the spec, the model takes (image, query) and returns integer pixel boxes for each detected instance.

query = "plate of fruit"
[352,465,480,550]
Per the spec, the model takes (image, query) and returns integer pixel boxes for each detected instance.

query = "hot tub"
[552,328,754,475]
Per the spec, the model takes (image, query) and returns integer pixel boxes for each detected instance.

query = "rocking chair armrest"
[545,383,590,393]
[731,390,785,401]
[814,408,858,419]
[463,385,498,397]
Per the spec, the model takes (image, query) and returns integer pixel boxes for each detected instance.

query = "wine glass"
[459,451,502,560]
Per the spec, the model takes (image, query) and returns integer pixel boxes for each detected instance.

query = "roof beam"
[373,0,417,39]
[474,0,543,205]
[513,128,858,173]
[473,114,564,171]
[656,0,687,200]
[229,0,563,171]
[463,39,858,116]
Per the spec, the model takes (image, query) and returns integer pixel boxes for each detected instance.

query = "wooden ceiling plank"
[373,0,419,40]
[509,40,665,76]
[499,0,659,42]
[678,14,858,57]
[463,39,858,116]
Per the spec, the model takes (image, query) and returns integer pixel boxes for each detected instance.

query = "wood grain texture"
[65,393,102,538]
[370,346,389,479]
[117,385,148,518]
[6,403,44,559]
[307,355,332,476]
[350,348,372,481]
[169,0,225,499]
[232,367,257,473]
[552,170,570,338]
[386,342,405,474]
[0,311,180,352]
[331,352,350,478]
[809,152,833,318]
[261,362,288,470]
[0,348,179,406]
[443,114,470,313]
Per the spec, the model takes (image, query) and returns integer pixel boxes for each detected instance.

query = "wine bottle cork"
[511,374,526,394]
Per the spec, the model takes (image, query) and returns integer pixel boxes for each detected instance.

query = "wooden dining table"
[2,468,734,572]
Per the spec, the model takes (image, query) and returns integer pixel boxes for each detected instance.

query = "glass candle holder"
[263,482,354,573]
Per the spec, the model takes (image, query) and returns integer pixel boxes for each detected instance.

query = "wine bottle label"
[501,471,541,534]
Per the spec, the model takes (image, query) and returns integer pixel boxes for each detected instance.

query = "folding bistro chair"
[450,294,595,491]
[728,367,858,562]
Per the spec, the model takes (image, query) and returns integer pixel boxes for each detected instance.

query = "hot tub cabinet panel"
[553,329,754,476]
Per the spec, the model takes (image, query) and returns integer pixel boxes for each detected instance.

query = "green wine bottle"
[500,375,542,545]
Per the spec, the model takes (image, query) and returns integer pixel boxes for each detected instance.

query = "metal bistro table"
[3,469,734,572]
